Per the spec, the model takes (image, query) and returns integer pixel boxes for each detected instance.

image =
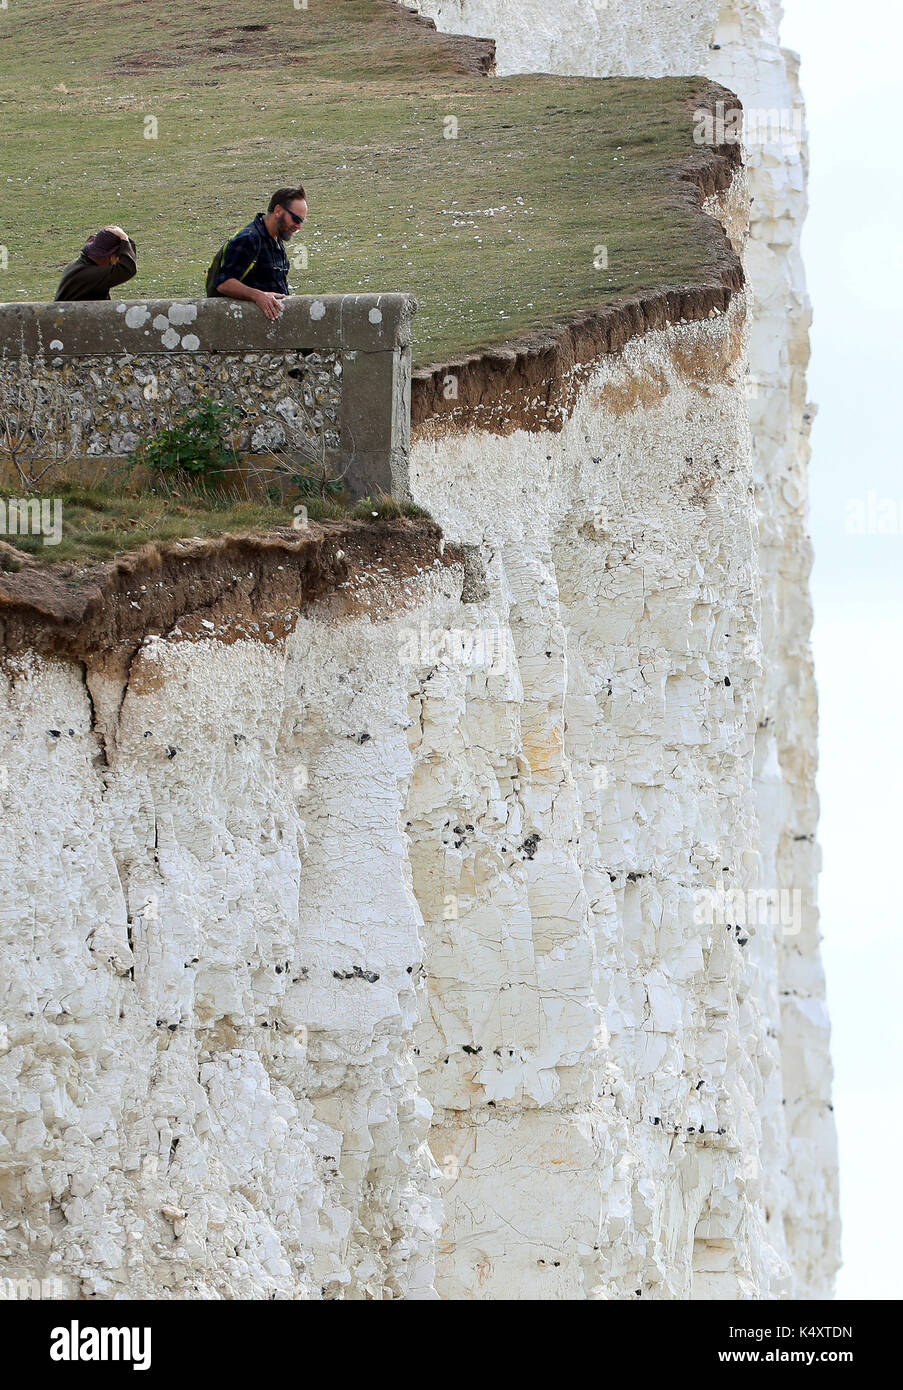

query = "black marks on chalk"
[332,965,380,983]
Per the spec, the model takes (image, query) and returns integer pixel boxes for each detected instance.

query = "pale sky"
[780,0,902,1300]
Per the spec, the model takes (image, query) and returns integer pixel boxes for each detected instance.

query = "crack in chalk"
[80,659,109,769]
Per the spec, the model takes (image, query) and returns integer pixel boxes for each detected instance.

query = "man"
[54,225,138,301]
[212,186,307,321]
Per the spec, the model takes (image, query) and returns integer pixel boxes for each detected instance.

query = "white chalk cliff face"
[0,4,838,1302]
[407,0,838,1296]
[409,297,782,1300]
[0,287,833,1300]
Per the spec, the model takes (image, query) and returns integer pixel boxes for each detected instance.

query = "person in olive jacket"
[54,225,138,301]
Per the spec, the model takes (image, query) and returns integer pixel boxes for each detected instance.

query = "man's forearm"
[216,278,260,303]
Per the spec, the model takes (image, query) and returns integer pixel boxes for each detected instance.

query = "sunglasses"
[283,207,305,224]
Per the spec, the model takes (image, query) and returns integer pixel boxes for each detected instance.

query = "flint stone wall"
[0,295,416,500]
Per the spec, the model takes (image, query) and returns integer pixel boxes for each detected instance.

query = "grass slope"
[1,0,721,368]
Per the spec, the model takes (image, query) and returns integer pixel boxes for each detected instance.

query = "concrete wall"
[0,295,416,500]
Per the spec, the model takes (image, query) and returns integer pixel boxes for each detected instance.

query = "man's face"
[275,198,307,240]
[93,252,120,267]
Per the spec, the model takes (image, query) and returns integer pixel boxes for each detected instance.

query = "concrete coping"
[0,293,418,357]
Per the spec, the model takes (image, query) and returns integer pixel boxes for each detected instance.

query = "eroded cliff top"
[0,515,464,668]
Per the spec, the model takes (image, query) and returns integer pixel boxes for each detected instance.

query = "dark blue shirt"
[215,213,290,295]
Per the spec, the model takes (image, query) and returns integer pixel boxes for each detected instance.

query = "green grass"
[0,0,724,564]
[0,0,721,367]
[1,481,429,566]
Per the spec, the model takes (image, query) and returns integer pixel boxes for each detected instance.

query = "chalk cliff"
[406,0,838,1297]
[0,0,837,1301]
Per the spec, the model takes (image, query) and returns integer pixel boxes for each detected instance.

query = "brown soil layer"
[0,520,463,672]
[411,82,744,439]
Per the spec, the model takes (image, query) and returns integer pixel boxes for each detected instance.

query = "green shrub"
[130,397,238,487]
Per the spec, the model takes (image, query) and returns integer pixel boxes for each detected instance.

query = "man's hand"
[215,280,286,317]
[253,290,286,321]
[103,224,129,242]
